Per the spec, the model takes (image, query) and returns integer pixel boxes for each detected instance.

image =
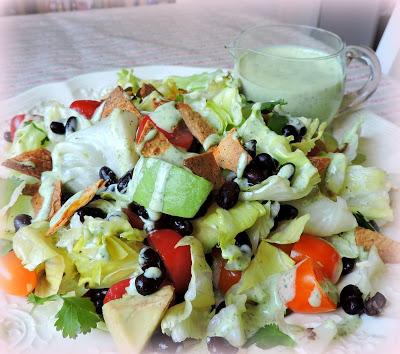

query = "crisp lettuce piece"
[292,118,327,154]
[238,104,319,201]
[57,217,143,288]
[13,222,77,296]
[339,119,362,162]
[327,230,359,259]
[209,243,294,346]
[339,165,393,223]
[52,109,139,193]
[192,201,266,269]
[290,191,357,237]
[325,153,348,195]
[0,177,25,215]
[337,246,384,297]
[138,90,165,112]
[117,68,140,92]
[161,237,214,342]
[246,202,274,251]
[166,70,226,92]
[9,120,48,156]
[268,214,310,244]
[211,86,243,126]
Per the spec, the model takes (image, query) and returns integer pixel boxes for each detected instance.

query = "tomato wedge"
[0,251,37,297]
[148,229,192,294]
[10,114,25,141]
[219,265,242,295]
[286,258,337,313]
[290,234,342,283]
[137,115,193,150]
[70,100,101,119]
[103,278,131,304]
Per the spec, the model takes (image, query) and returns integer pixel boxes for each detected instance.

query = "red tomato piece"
[148,229,192,295]
[10,114,25,140]
[70,100,101,119]
[0,251,37,297]
[274,243,294,256]
[286,258,337,313]
[291,234,342,283]
[219,265,242,295]
[103,278,131,304]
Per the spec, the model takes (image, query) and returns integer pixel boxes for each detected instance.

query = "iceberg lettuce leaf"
[9,121,48,156]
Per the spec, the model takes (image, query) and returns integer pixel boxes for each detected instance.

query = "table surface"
[0,1,399,125]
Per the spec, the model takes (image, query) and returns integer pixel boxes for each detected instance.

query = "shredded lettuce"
[339,119,362,162]
[161,237,214,342]
[238,104,320,201]
[246,202,274,251]
[211,86,244,127]
[339,165,393,223]
[267,214,310,244]
[9,120,48,156]
[325,153,348,195]
[327,230,359,259]
[290,191,357,237]
[193,201,266,270]
[292,118,327,154]
[117,68,140,92]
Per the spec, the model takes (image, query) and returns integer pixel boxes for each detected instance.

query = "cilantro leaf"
[353,212,380,232]
[246,324,295,349]
[55,296,101,339]
[28,293,60,305]
[267,112,288,135]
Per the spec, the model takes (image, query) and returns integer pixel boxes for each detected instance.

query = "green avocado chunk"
[130,157,213,218]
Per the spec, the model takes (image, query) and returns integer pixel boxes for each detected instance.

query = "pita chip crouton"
[138,83,157,98]
[2,148,52,179]
[32,190,44,215]
[102,86,142,121]
[48,180,62,220]
[47,179,106,235]
[355,227,400,263]
[23,183,40,196]
[183,151,224,189]
[136,119,172,157]
[309,156,331,174]
[176,103,216,144]
[212,128,252,172]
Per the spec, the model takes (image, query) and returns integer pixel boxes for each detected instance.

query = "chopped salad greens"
[0,68,394,353]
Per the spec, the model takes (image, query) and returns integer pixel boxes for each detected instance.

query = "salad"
[0,68,397,354]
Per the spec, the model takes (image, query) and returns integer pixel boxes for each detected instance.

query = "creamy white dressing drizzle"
[236,152,248,179]
[288,117,306,132]
[161,146,195,167]
[148,163,172,211]
[308,286,322,307]
[278,267,297,303]
[144,267,162,279]
[90,101,106,122]
[271,201,281,218]
[277,164,295,180]
[203,133,221,151]
[128,157,145,197]
[149,101,181,133]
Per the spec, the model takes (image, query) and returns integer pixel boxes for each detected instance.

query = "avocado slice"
[102,285,174,354]
[130,157,213,218]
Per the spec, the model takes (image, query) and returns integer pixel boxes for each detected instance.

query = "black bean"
[276,204,298,222]
[299,126,307,137]
[340,284,364,315]
[253,153,279,173]
[215,301,226,314]
[117,169,133,193]
[99,166,118,186]
[170,217,193,236]
[65,116,77,133]
[129,202,149,219]
[243,139,257,158]
[3,131,12,143]
[207,337,238,354]
[77,207,106,222]
[235,232,252,249]
[139,247,164,271]
[50,121,66,135]
[364,292,386,316]
[135,273,163,296]
[193,194,214,219]
[150,328,180,353]
[14,214,32,232]
[282,125,301,143]
[61,189,73,205]
[85,288,108,315]
[216,181,240,210]
[243,166,267,186]
[205,252,214,268]
[341,258,356,276]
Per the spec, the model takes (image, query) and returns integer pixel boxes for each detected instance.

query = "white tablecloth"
[0,1,399,125]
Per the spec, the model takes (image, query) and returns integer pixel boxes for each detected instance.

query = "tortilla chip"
[213,128,252,172]
[176,103,217,144]
[355,227,400,263]
[137,119,171,157]
[309,156,331,174]
[32,190,44,215]
[48,180,62,220]
[23,183,40,196]
[101,86,142,121]
[2,148,52,179]
[183,151,224,189]
[47,179,106,235]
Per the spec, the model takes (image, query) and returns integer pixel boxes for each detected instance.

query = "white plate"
[0,66,399,354]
